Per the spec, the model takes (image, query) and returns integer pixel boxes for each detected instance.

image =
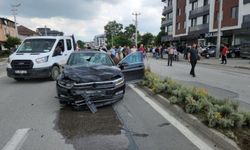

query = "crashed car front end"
[56,65,125,111]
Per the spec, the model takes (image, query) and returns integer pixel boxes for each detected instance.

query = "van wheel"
[14,78,24,81]
[50,66,60,81]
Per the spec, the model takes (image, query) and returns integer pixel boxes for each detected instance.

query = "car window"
[67,53,114,66]
[66,39,72,50]
[121,52,143,64]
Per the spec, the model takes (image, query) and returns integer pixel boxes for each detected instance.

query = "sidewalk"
[0,58,7,66]
[152,53,250,70]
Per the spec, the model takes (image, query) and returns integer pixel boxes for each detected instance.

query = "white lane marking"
[2,128,30,150]
[129,84,214,150]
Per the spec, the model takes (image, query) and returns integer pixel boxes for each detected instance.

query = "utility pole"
[11,3,21,38]
[45,25,47,36]
[132,12,141,47]
[216,0,223,59]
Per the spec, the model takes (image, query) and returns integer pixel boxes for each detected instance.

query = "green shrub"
[169,96,178,104]
[197,97,213,112]
[218,118,234,129]
[242,112,250,127]
[217,103,234,117]
[185,95,199,114]
[230,113,245,128]
[191,88,209,101]
[152,82,166,94]
[207,110,221,128]
[0,50,11,58]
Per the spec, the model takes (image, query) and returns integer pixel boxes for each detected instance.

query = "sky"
[0,0,163,41]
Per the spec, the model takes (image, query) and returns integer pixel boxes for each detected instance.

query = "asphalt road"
[146,58,250,111]
[0,72,199,150]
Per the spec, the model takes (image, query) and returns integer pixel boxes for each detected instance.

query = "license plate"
[15,70,27,74]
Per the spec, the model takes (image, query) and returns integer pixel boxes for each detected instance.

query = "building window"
[166,25,173,35]
[176,22,181,30]
[184,21,186,29]
[191,18,197,27]
[192,1,198,10]
[167,0,172,7]
[203,15,209,24]
[204,0,209,6]
[166,12,173,20]
[231,7,238,19]
[177,8,181,16]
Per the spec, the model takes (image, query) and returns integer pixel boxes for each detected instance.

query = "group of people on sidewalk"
[163,43,230,78]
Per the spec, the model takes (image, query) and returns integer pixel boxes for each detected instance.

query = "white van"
[6,36,76,81]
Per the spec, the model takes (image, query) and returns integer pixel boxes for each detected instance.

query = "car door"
[64,39,74,62]
[52,39,65,66]
[118,51,144,81]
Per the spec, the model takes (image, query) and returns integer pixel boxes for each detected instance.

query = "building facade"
[0,18,18,50]
[161,0,250,46]
[18,25,40,41]
[36,27,64,36]
[93,34,107,48]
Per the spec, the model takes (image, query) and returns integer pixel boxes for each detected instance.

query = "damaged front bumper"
[56,78,125,111]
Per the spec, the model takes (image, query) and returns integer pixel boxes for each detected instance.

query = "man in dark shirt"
[188,43,199,77]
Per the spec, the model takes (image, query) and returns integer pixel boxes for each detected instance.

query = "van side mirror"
[118,62,128,70]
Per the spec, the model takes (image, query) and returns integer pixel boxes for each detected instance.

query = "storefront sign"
[205,32,223,38]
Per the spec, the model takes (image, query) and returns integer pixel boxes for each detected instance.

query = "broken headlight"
[114,77,125,87]
[58,80,74,89]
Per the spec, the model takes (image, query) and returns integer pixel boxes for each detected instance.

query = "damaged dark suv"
[56,51,144,111]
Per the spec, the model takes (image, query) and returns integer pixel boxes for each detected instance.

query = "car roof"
[24,36,72,40]
[71,50,106,54]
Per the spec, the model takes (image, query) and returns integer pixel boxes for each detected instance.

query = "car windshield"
[17,39,56,53]
[67,52,114,66]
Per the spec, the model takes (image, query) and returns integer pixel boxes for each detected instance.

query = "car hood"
[61,64,123,83]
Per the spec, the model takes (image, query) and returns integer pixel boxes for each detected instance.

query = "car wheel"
[231,53,236,58]
[50,66,60,81]
[14,78,24,81]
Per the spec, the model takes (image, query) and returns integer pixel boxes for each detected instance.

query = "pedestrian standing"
[131,45,137,53]
[168,46,174,66]
[173,47,178,61]
[188,43,199,77]
[221,43,229,64]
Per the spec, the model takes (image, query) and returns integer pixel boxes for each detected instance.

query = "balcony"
[189,23,209,33]
[242,15,250,28]
[162,18,173,27]
[189,5,210,19]
[162,5,173,16]
[244,0,250,4]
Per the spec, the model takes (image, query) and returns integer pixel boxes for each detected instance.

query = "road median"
[138,85,240,150]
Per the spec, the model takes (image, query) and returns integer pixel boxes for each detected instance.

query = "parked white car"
[6,36,76,81]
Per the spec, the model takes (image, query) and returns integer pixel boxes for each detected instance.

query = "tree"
[155,30,164,46]
[77,40,85,49]
[113,35,132,47]
[104,21,123,46]
[141,33,154,47]
[4,36,21,50]
[124,24,136,39]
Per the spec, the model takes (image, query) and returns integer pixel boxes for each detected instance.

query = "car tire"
[231,53,236,58]
[14,78,24,81]
[50,66,60,81]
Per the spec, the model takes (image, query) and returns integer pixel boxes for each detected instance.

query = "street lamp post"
[11,3,21,38]
[216,0,223,59]
[132,12,141,47]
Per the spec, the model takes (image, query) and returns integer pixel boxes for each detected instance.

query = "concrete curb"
[138,85,241,150]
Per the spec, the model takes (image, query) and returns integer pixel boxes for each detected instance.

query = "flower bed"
[140,70,250,150]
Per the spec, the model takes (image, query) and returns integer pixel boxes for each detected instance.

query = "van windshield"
[17,39,56,53]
